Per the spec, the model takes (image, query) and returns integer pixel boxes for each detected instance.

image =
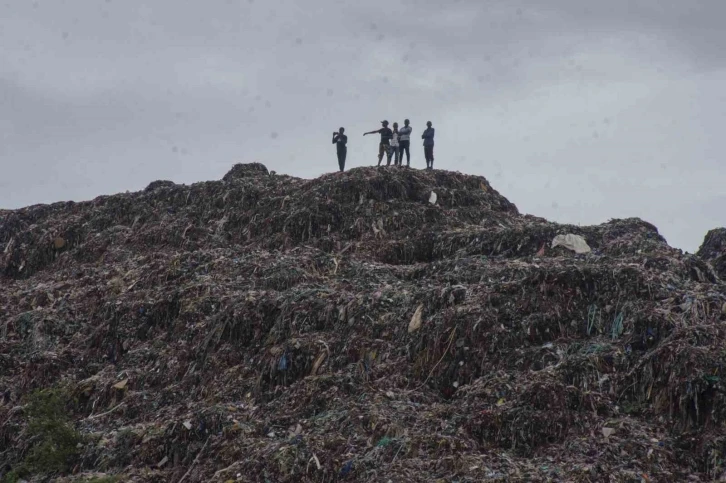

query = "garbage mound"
[1,164,725,482]
[698,228,726,280]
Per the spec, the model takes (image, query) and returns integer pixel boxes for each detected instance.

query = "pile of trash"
[698,228,726,280]
[1,164,725,482]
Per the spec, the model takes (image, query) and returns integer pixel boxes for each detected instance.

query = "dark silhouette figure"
[422,121,435,169]
[332,127,347,172]
[398,119,412,166]
[364,120,393,166]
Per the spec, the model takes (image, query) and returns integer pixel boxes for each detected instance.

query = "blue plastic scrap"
[278,353,288,371]
[340,461,353,477]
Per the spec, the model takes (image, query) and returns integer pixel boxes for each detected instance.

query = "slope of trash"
[1,163,725,482]
[698,228,726,281]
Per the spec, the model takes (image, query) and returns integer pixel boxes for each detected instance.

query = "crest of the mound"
[223,162,270,181]
[144,180,176,192]
[303,166,521,217]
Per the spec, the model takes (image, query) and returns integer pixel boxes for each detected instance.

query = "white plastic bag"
[552,234,591,254]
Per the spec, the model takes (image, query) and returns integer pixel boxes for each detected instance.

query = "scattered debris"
[408,304,424,333]
[112,379,128,390]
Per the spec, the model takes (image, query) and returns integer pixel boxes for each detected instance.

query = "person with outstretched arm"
[363,120,393,166]
[332,127,348,172]
[422,121,435,169]
[398,119,412,167]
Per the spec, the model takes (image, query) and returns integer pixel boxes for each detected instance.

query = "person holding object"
[332,127,347,172]
[363,120,393,166]
[398,119,412,167]
[387,122,400,166]
[422,121,435,169]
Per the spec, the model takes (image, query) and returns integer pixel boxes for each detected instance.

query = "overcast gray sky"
[1,0,724,252]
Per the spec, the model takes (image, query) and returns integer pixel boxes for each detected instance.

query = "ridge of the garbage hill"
[1,163,725,482]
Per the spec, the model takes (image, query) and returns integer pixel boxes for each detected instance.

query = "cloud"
[1,0,725,252]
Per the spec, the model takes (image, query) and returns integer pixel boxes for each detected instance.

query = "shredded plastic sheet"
[552,233,592,254]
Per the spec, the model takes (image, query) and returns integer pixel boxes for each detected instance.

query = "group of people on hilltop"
[332,119,435,172]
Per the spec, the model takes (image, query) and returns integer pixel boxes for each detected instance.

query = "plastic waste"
[552,234,591,254]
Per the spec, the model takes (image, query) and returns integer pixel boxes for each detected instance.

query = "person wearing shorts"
[364,120,393,166]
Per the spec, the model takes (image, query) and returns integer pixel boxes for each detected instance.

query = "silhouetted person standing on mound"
[363,120,393,166]
[388,122,400,166]
[398,119,412,167]
[422,121,435,169]
[332,127,348,172]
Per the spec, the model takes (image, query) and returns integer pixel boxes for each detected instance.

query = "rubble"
[1,164,725,482]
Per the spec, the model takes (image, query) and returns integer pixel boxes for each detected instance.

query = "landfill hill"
[1,163,726,483]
